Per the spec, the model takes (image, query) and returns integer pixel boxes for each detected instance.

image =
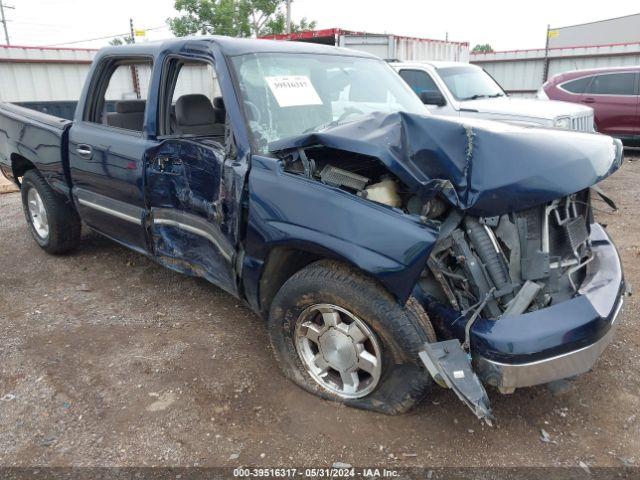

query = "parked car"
[539,66,640,146]
[391,61,595,131]
[0,37,626,422]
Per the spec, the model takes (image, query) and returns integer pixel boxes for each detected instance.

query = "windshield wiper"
[462,94,489,101]
[488,93,505,98]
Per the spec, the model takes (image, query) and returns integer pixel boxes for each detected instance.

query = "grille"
[571,113,594,132]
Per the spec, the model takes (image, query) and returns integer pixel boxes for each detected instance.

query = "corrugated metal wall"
[471,43,640,97]
[339,34,469,62]
[0,45,221,104]
[0,46,95,102]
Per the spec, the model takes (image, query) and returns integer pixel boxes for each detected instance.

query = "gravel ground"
[0,153,639,469]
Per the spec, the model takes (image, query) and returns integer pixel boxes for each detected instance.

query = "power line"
[0,1,15,45]
[42,25,167,47]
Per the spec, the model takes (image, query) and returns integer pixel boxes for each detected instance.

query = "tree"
[168,0,316,38]
[109,35,134,46]
[472,44,494,54]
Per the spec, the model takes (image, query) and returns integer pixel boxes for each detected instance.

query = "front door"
[145,57,238,295]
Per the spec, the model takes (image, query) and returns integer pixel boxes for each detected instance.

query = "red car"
[539,66,640,146]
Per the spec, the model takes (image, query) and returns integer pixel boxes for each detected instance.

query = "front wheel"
[21,169,81,254]
[267,260,437,414]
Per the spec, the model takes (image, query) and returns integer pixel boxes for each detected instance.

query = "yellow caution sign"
[134,29,146,37]
[548,29,560,38]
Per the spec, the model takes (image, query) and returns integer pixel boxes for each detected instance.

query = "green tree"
[109,35,135,46]
[169,0,316,38]
[472,43,494,54]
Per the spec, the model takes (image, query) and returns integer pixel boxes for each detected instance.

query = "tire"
[21,169,81,254]
[267,260,437,414]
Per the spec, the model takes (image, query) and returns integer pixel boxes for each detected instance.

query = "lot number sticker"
[266,75,323,107]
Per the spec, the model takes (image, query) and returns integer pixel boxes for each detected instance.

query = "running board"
[419,340,494,425]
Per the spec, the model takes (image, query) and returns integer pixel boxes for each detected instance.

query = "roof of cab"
[96,35,378,59]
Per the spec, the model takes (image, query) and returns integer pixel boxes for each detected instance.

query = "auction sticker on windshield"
[265,75,323,107]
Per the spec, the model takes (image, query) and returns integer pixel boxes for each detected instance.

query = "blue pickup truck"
[0,37,627,421]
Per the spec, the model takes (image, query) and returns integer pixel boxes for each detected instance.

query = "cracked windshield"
[231,53,427,152]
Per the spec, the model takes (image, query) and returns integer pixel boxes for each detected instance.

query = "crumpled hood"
[269,111,623,216]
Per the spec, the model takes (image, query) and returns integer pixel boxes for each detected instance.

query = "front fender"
[243,155,439,306]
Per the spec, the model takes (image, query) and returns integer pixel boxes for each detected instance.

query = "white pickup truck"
[391,61,595,132]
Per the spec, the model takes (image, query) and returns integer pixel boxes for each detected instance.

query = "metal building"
[261,28,470,62]
[471,13,640,97]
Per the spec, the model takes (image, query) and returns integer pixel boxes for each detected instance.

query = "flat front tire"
[267,260,437,414]
[21,170,81,254]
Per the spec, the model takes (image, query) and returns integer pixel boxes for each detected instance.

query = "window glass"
[171,63,221,103]
[399,69,440,95]
[92,60,153,132]
[586,73,635,95]
[231,53,427,152]
[164,60,225,137]
[437,66,505,101]
[561,76,592,94]
[104,62,152,101]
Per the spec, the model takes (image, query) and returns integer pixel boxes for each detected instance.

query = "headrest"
[213,96,225,110]
[175,94,215,127]
[115,100,146,114]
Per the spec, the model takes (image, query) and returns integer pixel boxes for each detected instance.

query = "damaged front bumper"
[418,223,624,422]
[472,223,625,391]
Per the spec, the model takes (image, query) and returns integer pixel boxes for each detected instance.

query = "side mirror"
[419,90,446,107]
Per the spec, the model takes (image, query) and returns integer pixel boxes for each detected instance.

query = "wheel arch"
[10,153,37,186]
[254,240,416,317]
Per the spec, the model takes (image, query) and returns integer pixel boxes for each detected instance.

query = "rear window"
[560,76,591,94]
[586,73,636,95]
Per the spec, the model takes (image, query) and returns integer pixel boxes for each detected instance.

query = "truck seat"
[175,94,225,136]
[105,100,146,131]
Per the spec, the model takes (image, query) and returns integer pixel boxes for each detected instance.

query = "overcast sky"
[4,0,640,51]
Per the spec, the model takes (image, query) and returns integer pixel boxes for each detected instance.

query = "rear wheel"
[267,260,437,414]
[21,169,81,254]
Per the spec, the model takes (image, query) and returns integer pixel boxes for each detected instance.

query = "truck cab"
[391,61,596,132]
[0,37,626,422]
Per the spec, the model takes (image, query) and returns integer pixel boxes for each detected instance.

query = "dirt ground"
[1,154,639,469]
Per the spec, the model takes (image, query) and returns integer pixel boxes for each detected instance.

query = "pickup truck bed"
[0,102,71,196]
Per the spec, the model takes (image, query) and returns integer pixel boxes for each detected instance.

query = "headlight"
[554,117,572,129]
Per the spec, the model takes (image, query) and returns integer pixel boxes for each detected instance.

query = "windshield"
[231,53,428,153]
[437,66,506,101]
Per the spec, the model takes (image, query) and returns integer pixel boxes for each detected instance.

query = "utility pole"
[542,24,550,83]
[0,1,15,46]
[128,18,141,99]
[285,0,292,34]
[129,17,136,44]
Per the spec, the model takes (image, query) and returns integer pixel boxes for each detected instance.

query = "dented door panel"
[146,138,238,295]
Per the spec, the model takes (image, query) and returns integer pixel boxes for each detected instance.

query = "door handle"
[76,144,93,159]
[582,97,595,104]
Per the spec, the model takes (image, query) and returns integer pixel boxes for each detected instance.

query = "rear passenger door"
[69,56,157,252]
[145,56,238,295]
[582,71,637,137]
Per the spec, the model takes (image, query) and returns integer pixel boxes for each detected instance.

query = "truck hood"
[269,112,623,216]
[459,97,593,121]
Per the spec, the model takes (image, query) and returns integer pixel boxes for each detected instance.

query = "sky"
[2,0,640,51]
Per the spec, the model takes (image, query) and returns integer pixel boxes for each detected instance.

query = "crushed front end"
[269,111,626,422]
[415,190,625,399]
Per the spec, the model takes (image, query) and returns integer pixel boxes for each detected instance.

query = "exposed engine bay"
[282,146,596,322]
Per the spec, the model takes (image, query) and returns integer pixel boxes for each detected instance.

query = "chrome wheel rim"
[294,304,382,399]
[27,187,49,239]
